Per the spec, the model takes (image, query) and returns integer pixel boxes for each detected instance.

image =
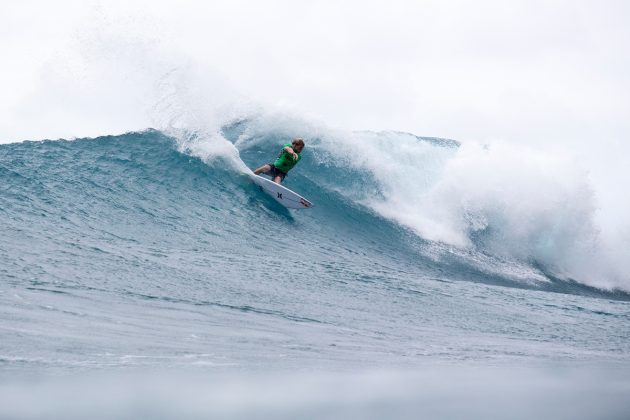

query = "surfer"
[254,138,305,184]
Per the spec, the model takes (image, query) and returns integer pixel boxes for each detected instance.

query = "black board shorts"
[267,163,287,181]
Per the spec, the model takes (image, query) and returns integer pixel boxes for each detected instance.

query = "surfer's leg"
[272,170,287,184]
[254,164,271,175]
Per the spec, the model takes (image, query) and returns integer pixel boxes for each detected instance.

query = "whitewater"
[2,113,630,418]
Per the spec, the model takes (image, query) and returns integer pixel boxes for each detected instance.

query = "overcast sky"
[2,0,629,145]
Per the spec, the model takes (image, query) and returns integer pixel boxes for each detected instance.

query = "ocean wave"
[1,123,628,297]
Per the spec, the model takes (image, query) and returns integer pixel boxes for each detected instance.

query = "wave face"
[2,127,624,298]
[1,125,630,380]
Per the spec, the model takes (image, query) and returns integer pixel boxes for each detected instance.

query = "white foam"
[356,136,629,290]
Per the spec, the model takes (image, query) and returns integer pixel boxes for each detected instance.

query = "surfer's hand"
[292,152,298,161]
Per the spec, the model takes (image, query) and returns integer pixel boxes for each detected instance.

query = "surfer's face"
[294,143,304,153]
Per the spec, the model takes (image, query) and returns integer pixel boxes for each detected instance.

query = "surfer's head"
[292,138,305,153]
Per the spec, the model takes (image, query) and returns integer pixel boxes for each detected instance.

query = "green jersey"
[273,143,302,173]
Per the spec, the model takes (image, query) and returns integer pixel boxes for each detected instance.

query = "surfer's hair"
[292,138,305,147]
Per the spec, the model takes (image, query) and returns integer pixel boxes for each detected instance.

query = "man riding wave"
[254,138,305,184]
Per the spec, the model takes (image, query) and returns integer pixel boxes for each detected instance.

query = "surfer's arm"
[283,146,299,161]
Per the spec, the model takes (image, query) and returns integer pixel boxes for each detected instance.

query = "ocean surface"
[1,122,629,419]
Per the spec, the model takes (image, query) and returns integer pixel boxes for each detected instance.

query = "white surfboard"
[248,173,314,209]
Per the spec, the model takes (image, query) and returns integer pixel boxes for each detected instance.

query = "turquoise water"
[1,127,629,418]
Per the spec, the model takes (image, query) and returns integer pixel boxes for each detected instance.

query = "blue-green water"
[1,126,629,419]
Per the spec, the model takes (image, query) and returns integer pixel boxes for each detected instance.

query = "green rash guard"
[273,143,301,173]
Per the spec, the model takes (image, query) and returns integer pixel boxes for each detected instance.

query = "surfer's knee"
[255,164,271,175]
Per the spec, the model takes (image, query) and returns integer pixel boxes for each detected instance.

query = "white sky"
[2,0,629,143]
